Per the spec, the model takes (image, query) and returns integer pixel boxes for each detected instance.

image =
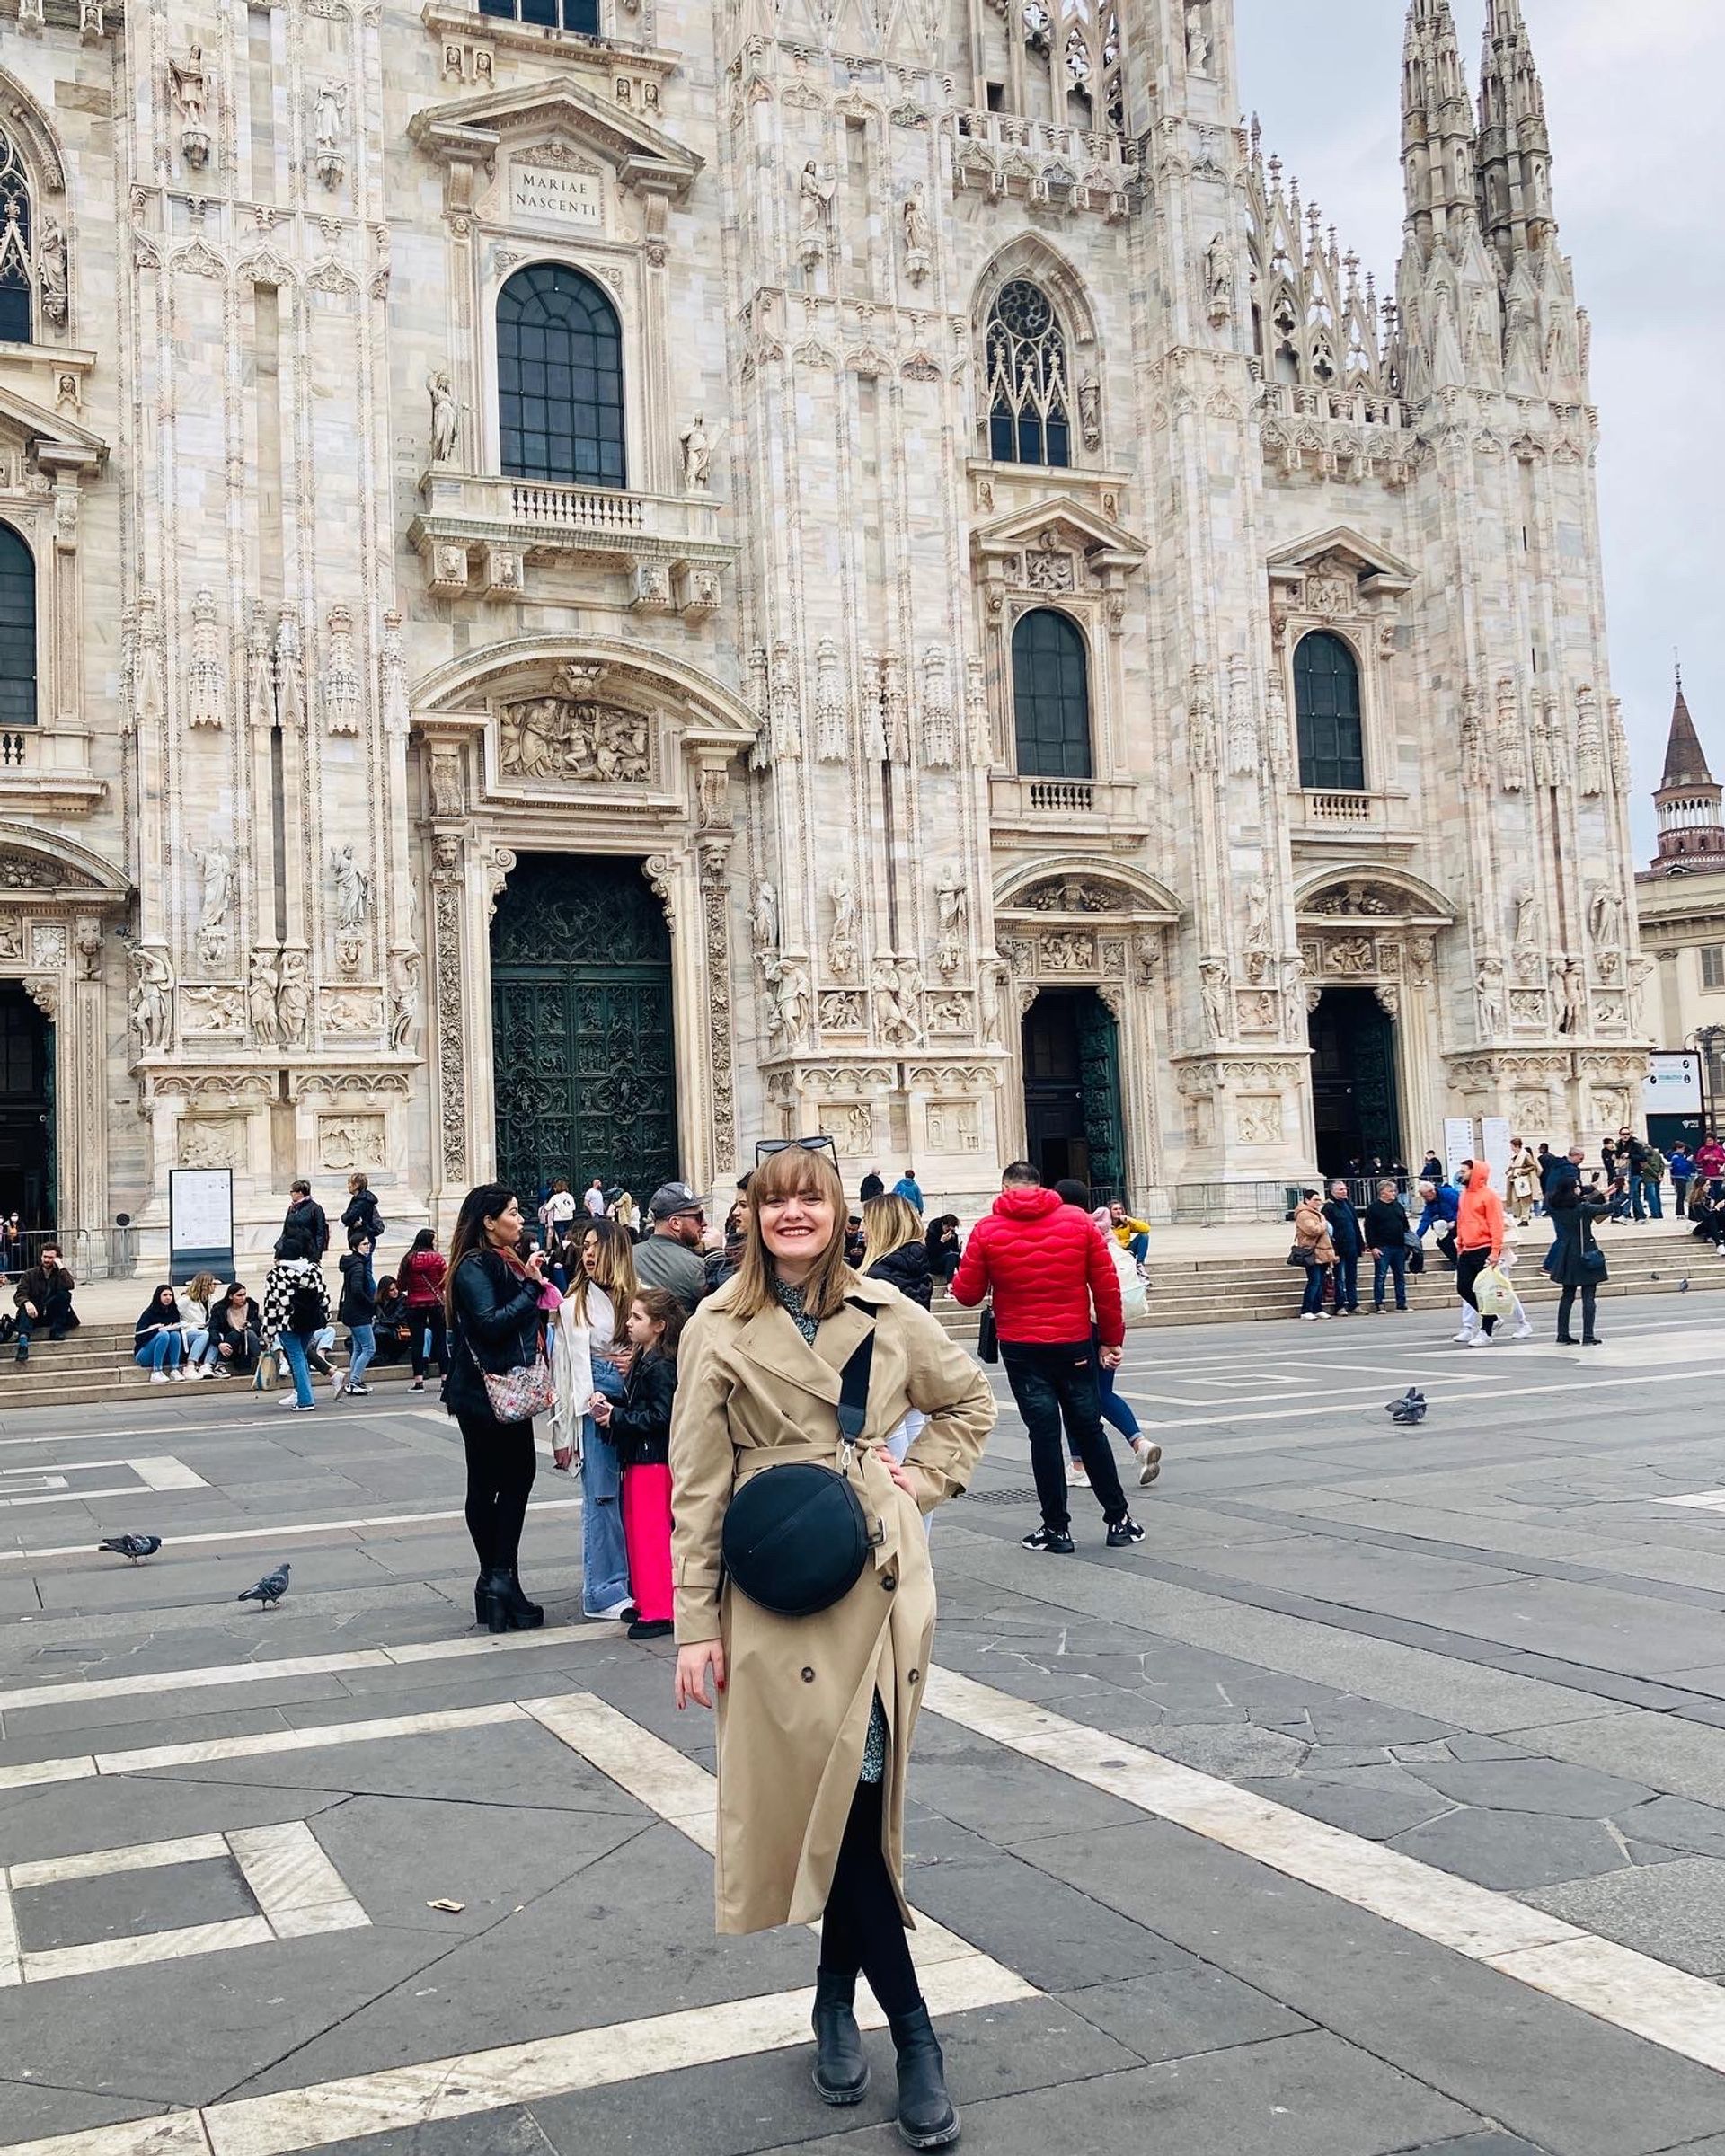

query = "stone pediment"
[0,384,107,473]
[995,857,1181,922]
[1293,864,1452,924]
[408,75,702,200]
[0,820,128,902]
[1267,525,1414,595]
[971,494,1146,571]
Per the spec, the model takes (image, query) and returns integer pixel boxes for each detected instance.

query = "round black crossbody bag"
[721,1321,881,1619]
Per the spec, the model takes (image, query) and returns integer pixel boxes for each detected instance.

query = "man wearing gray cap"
[633,1182,708,1314]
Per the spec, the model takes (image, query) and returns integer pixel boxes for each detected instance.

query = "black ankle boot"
[889,2002,959,2149]
[811,1968,869,2105]
[503,1567,544,1629]
[476,1568,518,1634]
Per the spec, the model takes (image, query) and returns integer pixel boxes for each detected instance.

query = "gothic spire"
[1477,0,1555,269]
[1401,0,1478,261]
[1651,669,1725,873]
[1660,670,1715,791]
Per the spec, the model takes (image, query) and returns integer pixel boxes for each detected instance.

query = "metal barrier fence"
[1167,1181,1307,1225]
[0,1227,125,1281]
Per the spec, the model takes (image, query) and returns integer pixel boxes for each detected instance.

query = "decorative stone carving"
[429,371,460,464]
[181,985,245,1032]
[387,950,420,1052]
[130,947,173,1055]
[818,991,864,1032]
[1205,232,1232,324]
[1575,685,1604,796]
[1509,990,1546,1026]
[762,956,812,1051]
[1077,377,1101,451]
[323,988,383,1036]
[978,959,1008,1047]
[1243,879,1273,959]
[1022,878,1120,915]
[277,950,311,1047]
[246,607,274,730]
[323,605,362,735]
[75,915,102,981]
[1237,989,1278,1033]
[1495,676,1525,791]
[1374,984,1400,1019]
[313,79,348,190]
[1586,880,1623,953]
[380,613,410,734]
[1409,935,1436,986]
[1199,957,1229,1040]
[827,877,858,980]
[248,950,279,1045]
[427,743,464,819]
[965,656,992,765]
[1307,882,1396,918]
[901,185,932,284]
[1042,931,1095,974]
[1188,667,1218,773]
[814,640,846,763]
[1225,654,1256,774]
[934,868,967,979]
[861,654,888,763]
[1185,1,1211,75]
[880,655,909,764]
[1024,530,1076,594]
[274,614,306,731]
[770,641,801,762]
[750,879,779,958]
[183,588,225,729]
[38,219,68,331]
[319,1112,385,1171]
[1462,685,1490,789]
[1476,957,1506,1038]
[871,956,922,1047]
[798,161,835,266]
[170,48,211,168]
[330,845,372,935]
[178,1118,245,1170]
[432,847,468,1181]
[1236,1096,1283,1146]
[1553,958,1585,1036]
[1325,935,1375,976]
[498,682,650,783]
[921,648,955,769]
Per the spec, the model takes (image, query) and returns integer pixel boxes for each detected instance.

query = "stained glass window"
[986,279,1071,467]
[1013,609,1091,778]
[0,128,31,347]
[497,264,625,489]
[1294,631,1364,791]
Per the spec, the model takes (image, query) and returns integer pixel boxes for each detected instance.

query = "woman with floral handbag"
[441,1183,554,1633]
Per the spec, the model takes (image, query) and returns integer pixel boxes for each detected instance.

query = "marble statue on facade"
[428,372,460,464]
[680,414,712,491]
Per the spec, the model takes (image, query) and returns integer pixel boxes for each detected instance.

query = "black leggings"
[456,1409,537,1572]
[1556,1284,1597,1340]
[1455,1246,1498,1337]
[818,1773,922,2020]
[411,1306,447,1378]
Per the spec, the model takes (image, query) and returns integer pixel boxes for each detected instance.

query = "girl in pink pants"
[589,1287,683,1642]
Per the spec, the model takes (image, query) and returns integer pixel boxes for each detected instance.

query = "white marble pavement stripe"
[0,1498,586,1566]
[227,1822,367,1937]
[22,1917,277,1986]
[0,1618,622,1715]
[0,1873,17,1988]
[9,1833,228,1889]
[927,1667,1725,2083]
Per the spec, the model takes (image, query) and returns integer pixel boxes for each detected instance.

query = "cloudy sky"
[1234,0,1725,859]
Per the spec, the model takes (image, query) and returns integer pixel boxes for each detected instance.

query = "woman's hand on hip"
[880,1452,916,1497]
[676,1639,725,1710]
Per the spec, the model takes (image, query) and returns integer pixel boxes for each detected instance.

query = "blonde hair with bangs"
[728,1145,854,1322]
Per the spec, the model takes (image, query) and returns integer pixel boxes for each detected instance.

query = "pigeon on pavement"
[98,1534,163,1565]
[1679,1278,1690,1294]
[236,1562,292,1610]
[1386,1386,1429,1426]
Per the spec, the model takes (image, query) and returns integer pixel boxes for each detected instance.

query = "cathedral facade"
[0,0,1649,1263]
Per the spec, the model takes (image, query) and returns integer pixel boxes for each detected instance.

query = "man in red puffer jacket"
[952,1162,1142,1554]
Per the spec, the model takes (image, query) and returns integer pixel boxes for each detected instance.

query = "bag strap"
[835,1298,877,1449]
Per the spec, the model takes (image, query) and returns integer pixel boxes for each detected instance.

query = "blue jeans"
[278,1329,316,1408]
[187,1328,214,1366]
[1331,1253,1359,1311]
[1632,1178,1663,1221]
[1372,1247,1409,1310]
[136,1330,182,1373]
[346,1323,376,1388]
[581,1356,631,1613]
[1123,1233,1148,1265]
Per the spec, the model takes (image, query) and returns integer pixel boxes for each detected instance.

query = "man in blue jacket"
[893,1168,924,1215]
[1413,1178,1460,1268]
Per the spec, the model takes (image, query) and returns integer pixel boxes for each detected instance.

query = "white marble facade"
[0,0,1650,1261]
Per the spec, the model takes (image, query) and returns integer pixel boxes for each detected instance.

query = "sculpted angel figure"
[428,371,459,464]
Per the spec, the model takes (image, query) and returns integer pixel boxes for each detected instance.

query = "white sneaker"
[1300,1312,1319,1321]
[1451,1328,1474,1343]
[1067,1461,1090,1486]
[149,1370,169,1383]
[1134,1438,1163,1488]
[1512,1321,1535,1340]
[170,1368,188,1381]
[1467,1331,1492,1347]
[190,1365,211,1379]
[329,1368,346,1398]
[277,1392,312,1409]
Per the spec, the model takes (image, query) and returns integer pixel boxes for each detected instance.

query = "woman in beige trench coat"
[671,1144,995,2149]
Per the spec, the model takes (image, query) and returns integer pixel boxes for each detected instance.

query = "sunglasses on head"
[756,1135,839,1164]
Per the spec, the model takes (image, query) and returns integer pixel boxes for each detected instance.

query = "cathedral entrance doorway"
[1308,986,1401,1176]
[1021,988,1123,1198]
[489,854,677,1207]
[0,984,52,1224]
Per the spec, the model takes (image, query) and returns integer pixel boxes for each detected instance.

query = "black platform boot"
[475,1568,518,1634]
[473,1575,486,1626]
[810,1969,869,2105]
[889,2003,960,2149]
[502,1567,544,1629]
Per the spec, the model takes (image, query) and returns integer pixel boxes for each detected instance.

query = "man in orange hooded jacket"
[1455,1162,1507,1344]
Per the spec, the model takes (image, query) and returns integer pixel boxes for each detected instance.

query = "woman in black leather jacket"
[442,1182,552,1633]
[861,1194,934,1309]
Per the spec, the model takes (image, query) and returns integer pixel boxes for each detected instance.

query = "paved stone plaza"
[4,1295,1725,2156]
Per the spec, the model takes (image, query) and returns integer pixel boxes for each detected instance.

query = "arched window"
[986,279,1071,467]
[0,525,38,729]
[497,264,624,489]
[1293,631,1364,791]
[0,127,32,346]
[1013,609,1091,779]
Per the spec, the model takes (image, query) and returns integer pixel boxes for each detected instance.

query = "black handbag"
[720,1318,882,1619]
[977,1302,999,1363]
[1286,1245,1313,1268]
[1579,1243,1607,1279]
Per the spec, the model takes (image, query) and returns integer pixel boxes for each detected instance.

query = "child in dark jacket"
[588,1286,683,1641]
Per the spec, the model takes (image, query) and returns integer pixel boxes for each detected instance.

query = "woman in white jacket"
[551,1219,639,1620]
[180,1271,223,1375]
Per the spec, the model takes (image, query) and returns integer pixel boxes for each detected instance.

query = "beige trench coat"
[669,1271,996,1936]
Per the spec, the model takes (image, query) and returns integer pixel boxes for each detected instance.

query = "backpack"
[287,1274,328,1334]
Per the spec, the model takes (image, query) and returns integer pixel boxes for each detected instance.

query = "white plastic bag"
[1473,1264,1516,1321]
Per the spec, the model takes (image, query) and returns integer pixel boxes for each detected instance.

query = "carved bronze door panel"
[491,854,677,1205]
